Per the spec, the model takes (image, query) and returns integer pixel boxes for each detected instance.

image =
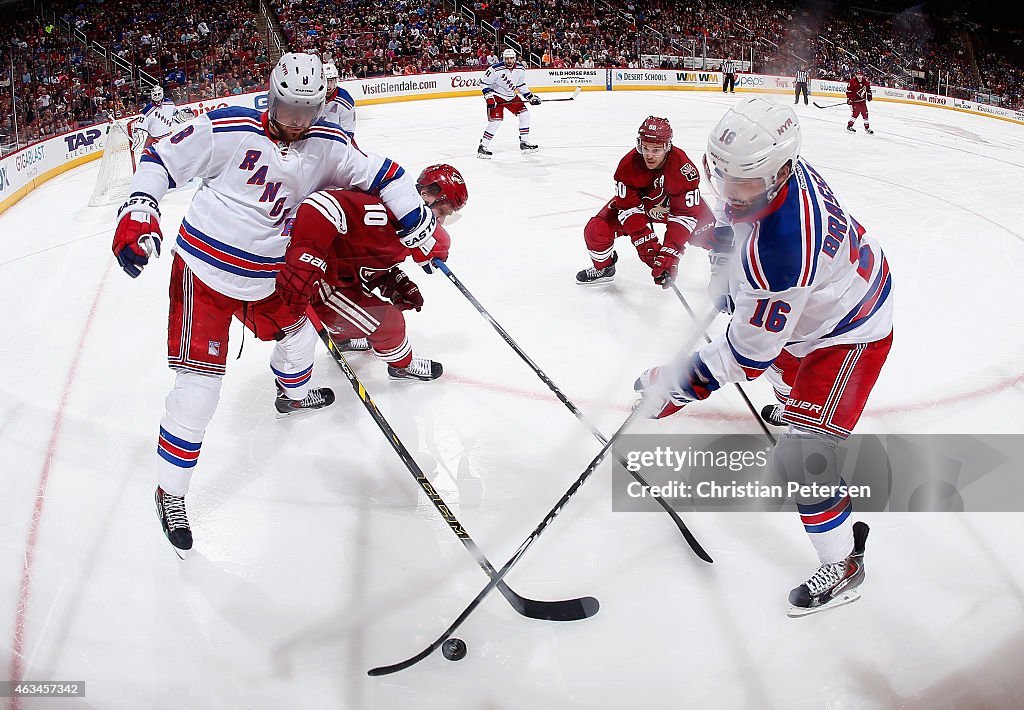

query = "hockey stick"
[540,87,581,102]
[431,258,712,562]
[312,318,599,623]
[369,404,640,676]
[666,282,777,445]
[368,302,721,675]
[812,100,847,109]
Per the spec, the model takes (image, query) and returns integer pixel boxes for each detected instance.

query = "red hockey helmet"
[416,163,468,212]
[637,116,673,151]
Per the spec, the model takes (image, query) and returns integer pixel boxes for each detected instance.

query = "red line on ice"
[8,262,111,708]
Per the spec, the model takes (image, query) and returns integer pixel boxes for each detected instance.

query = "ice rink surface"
[2,89,1023,709]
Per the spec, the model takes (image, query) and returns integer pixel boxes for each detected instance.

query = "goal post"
[88,117,145,207]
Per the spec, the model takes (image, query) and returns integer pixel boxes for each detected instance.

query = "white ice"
[2,90,1023,709]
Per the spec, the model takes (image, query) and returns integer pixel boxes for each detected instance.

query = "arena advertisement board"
[2,68,1021,217]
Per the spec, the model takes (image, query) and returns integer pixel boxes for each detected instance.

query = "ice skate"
[761,403,787,427]
[847,125,856,133]
[520,140,539,154]
[275,381,336,417]
[788,522,869,617]
[336,337,370,352]
[576,252,617,285]
[865,128,874,135]
[388,357,443,381]
[477,143,493,159]
[155,486,192,558]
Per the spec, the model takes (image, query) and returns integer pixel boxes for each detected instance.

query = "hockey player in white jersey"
[111,52,439,556]
[634,97,893,615]
[477,48,541,158]
[137,85,176,149]
[323,62,357,142]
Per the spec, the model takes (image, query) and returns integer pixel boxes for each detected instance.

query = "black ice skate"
[477,143,493,159]
[520,140,539,153]
[388,357,443,381]
[847,125,857,133]
[576,252,617,285]
[275,381,336,416]
[155,486,192,558]
[865,128,874,135]
[336,337,370,352]
[761,403,787,427]
[788,521,869,617]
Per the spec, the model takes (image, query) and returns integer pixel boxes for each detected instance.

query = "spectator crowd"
[3,0,1022,156]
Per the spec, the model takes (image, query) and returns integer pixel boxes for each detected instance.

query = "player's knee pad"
[370,306,407,345]
[165,370,222,434]
[272,318,318,371]
[773,428,841,505]
[584,214,615,248]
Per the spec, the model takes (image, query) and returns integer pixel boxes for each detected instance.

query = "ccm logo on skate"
[298,253,327,272]
[786,398,823,414]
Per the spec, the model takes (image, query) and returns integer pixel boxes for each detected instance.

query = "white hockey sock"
[481,120,502,147]
[271,318,318,400]
[157,371,223,496]
[518,112,531,140]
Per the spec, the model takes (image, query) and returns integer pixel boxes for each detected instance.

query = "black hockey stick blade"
[314,324,598,622]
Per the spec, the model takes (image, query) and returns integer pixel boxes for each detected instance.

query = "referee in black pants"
[722,58,736,93]
[794,67,810,104]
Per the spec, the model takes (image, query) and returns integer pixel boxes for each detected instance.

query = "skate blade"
[274,407,331,420]
[787,590,861,618]
[575,277,614,286]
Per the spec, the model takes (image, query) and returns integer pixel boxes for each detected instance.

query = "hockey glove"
[652,244,682,287]
[867,92,873,101]
[633,354,720,419]
[276,248,327,317]
[528,95,542,106]
[376,268,423,312]
[485,95,498,112]
[113,193,162,278]
[631,231,660,268]
[419,224,451,274]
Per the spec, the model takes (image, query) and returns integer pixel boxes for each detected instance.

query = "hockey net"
[88,117,145,207]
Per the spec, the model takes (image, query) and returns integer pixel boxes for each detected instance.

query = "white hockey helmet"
[323,62,339,82]
[150,85,164,102]
[502,48,517,67]
[267,52,327,133]
[704,96,801,209]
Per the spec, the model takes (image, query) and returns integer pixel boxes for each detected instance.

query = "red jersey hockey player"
[276,164,469,381]
[576,116,714,287]
[846,69,873,134]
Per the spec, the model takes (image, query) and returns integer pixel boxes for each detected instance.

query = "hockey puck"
[441,637,467,661]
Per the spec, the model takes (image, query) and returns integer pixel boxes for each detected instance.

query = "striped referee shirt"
[795,69,809,83]
[722,60,736,74]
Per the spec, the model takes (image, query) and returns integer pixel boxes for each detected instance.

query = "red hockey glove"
[485,94,498,112]
[847,98,853,105]
[276,248,327,317]
[652,244,682,287]
[631,230,660,268]
[419,224,450,274]
[867,92,873,101]
[376,268,423,312]
[113,193,162,278]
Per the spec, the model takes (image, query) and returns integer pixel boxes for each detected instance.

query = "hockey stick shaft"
[311,315,598,622]
[368,404,641,676]
[813,100,847,109]
[432,258,712,562]
[667,283,777,445]
[540,87,581,102]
